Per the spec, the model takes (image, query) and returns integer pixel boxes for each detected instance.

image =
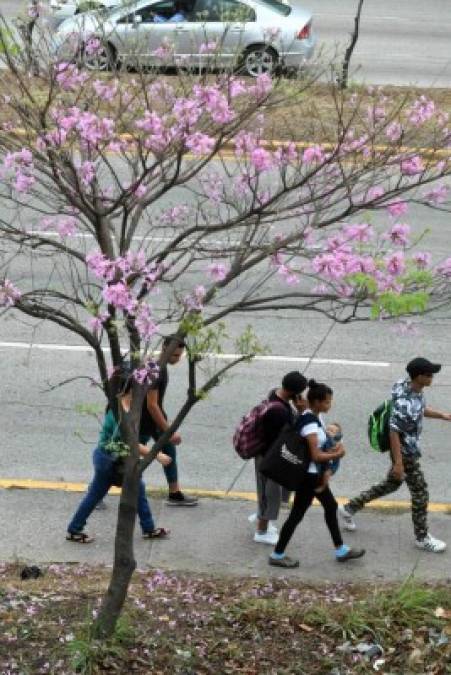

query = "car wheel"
[240,46,277,78]
[82,42,116,71]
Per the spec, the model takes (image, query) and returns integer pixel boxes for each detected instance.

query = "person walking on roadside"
[66,372,171,543]
[140,335,198,507]
[339,357,451,553]
[251,371,308,545]
[269,380,365,568]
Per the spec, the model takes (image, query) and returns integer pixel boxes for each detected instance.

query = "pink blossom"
[92,79,118,102]
[85,37,102,56]
[228,78,247,98]
[184,285,206,310]
[386,223,410,246]
[135,305,158,340]
[233,130,258,157]
[364,186,384,202]
[311,253,346,280]
[385,251,406,276]
[342,223,374,243]
[55,63,88,92]
[135,111,164,135]
[13,171,35,193]
[436,257,451,277]
[252,73,273,99]
[423,183,449,205]
[250,147,272,173]
[412,252,431,269]
[153,38,175,60]
[0,279,21,307]
[56,216,78,237]
[208,262,228,281]
[407,96,436,126]
[88,312,109,334]
[303,145,325,164]
[102,282,133,310]
[387,200,408,218]
[86,251,113,280]
[78,160,96,187]
[400,155,424,176]
[185,132,215,156]
[385,121,402,142]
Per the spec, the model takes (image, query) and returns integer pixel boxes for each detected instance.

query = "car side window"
[193,0,254,22]
[218,0,255,22]
[117,2,176,24]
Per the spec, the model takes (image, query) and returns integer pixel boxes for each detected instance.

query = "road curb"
[1,477,450,513]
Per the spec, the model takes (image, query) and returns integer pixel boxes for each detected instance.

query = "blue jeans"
[140,432,178,485]
[67,447,155,534]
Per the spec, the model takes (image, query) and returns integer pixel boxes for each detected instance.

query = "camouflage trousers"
[346,454,429,540]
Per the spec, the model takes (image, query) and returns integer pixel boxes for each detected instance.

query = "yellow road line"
[6,128,451,160]
[1,478,450,513]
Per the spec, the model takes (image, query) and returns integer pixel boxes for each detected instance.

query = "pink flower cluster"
[55,63,88,92]
[86,251,161,339]
[0,279,21,307]
[41,107,116,150]
[184,285,206,311]
[400,155,424,176]
[1,148,35,194]
[407,96,436,126]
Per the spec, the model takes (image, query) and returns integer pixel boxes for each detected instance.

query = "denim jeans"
[140,432,178,485]
[67,447,155,534]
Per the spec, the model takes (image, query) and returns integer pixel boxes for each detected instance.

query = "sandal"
[66,531,94,544]
[142,527,170,539]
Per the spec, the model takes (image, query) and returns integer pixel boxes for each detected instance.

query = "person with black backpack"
[269,380,365,568]
[339,357,451,553]
[237,371,308,545]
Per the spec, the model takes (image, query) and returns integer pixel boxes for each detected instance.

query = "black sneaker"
[166,491,198,507]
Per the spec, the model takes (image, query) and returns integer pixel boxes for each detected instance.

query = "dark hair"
[307,379,333,404]
[163,334,187,349]
[281,371,308,395]
[174,0,186,12]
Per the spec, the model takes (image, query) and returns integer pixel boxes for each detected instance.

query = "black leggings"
[274,475,343,554]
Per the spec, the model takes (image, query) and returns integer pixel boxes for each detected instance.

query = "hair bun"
[307,378,317,388]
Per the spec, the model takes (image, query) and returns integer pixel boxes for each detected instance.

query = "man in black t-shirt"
[252,371,308,545]
[140,335,198,506]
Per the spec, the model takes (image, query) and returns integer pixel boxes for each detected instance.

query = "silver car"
[54,0,316,77]
[48,0,120,29]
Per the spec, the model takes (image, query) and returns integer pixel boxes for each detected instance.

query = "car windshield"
[255,0,290,16]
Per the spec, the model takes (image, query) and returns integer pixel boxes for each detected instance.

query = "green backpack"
[368,400,392,452]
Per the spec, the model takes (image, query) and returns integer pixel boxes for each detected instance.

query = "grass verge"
[1,562,450,674]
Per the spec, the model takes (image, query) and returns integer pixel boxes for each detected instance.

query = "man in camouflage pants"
[339,357,451,553]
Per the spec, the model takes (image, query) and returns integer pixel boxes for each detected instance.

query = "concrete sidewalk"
[1,487,450,582]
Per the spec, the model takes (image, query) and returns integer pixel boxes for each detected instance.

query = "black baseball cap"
[406,357,441,379]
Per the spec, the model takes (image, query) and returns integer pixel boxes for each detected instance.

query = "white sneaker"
[415,534,447,553]
[338,504,356,531]
[248,513,278,534]
[254,530,279,545]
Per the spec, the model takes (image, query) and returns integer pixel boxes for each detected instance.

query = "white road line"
[0,340,390,368]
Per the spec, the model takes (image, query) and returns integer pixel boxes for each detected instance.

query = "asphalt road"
[1,0,451,86]
[1,192,451,503]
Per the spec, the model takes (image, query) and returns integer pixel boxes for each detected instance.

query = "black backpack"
[259,413,318,490]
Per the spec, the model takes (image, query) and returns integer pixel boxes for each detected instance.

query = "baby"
[314,422,342,493]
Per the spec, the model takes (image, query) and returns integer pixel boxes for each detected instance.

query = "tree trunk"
[339,0,364,90]
[93,459,140,638]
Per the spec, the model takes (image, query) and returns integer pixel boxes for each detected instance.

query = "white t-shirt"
[299,409,326,474]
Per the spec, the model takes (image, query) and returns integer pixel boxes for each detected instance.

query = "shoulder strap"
[297,412,321,429]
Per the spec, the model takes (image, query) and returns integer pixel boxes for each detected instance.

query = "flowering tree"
[1,18,451,636]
